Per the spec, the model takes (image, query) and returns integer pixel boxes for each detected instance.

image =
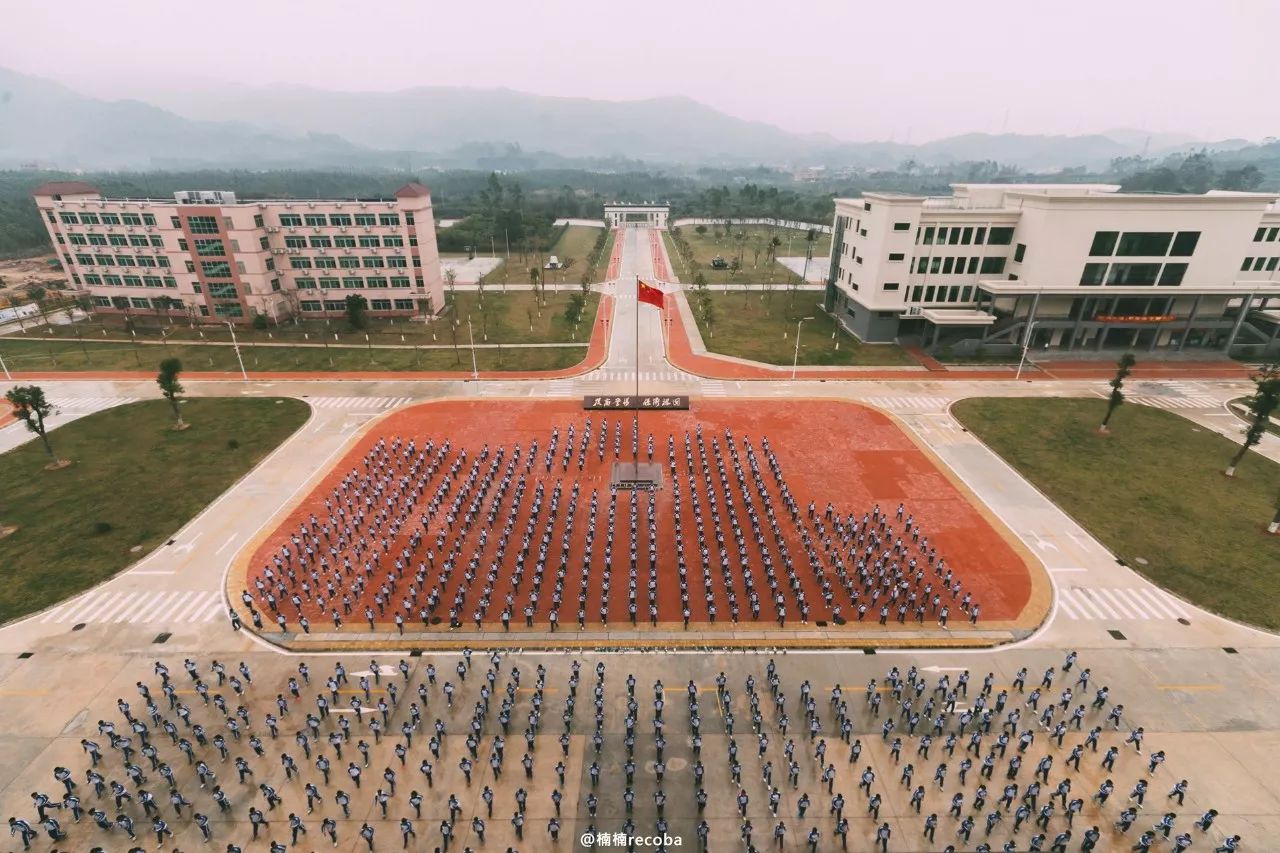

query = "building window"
[187,216,220,234]
[863,202,871,211]
[942,257,954,275]
[143,214,156,226]
[1256,228,1267,242]
[966,257,978,274]
[323,300,346,311]
[1158,263,1187,286]
[329,214,352,227]
[339,257,360,269]
[202,261,233,278]
[930,258,941,274]
[362,257,385,268]
[1013,243,1026,263]
[318,278,340,290]
[390,276,411,288]
[289,257,312,270]
[979,257,1006,275]
[59,213,78,224]
[1255,257,1268,271]
[304,214,326,227]
[208,283,237,299]
[1268,257,1279,272]
[213,303,244,317]
[893,222,910,231]
[315,257,337,269]
[170,217,182,229]
[109,234,129,246]
[924,286,936,302]
[335,236,356,248]
[279,214,303,227]
[285,237,307,248]
[1080,263,1107,286]
[394,299,415,310]
[1106,263,1160,286]
[309,236,333,249]
[916,257,928,274]
[935,227,948,244]
[888,253,904,262]
[80,213,100,225]
[301,300,323,312]
[1090,231,1118,255]
[296,278,318,290]
[384,236,404,247]
[100,214,120,225]
[883,282,900,291]
[1242,257,1253,271]
[1117,232,1174,256]
[355,214,377,227]
[149,236,164,248]
[378,214,401,227]
[259,236,270,250]
[922,227,935,245]
[342,277,364,289]
[370,299,393,310]
[194,238,225,257]
[1268,228,1279,242]
[366,276,388,288]
[359,236,381,248]
[122,214,142,226]
[987,227,1015,245]
[130,297,150,309]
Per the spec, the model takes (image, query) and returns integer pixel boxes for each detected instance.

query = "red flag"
[637,280,665,309]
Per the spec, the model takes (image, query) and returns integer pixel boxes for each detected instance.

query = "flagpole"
[634,271,640,475]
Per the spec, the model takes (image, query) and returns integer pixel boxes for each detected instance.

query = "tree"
[559,257,576,285]
[444,268,458,306]
[702,298,717,339]
[1226,364,1280,476]
[529,267,543,307]
[1269,487,1280,535]
[5,385,60,463]
[694,225,707,236]
[564,292,586,336]
[344,294,369,330]
[1099,353,1136,432]
[156,357,187,428]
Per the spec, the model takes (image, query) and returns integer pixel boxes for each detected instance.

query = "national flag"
[637,280,665,309]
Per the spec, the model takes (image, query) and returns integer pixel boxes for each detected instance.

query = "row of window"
[917,225,1015,246]
[73,253,171,269]
[1080,262,1187,286]
[278,213,404,228]
[1242,257,1280,272]
[288,256,409,270]
[301,299,415,312]
[82,274,178,288]
[295,276,414,290]
[913,255,1007,276]
[65,233,164,248]
[1089,231,1200,257]
[283,235,406,249]
[909,284,977,305]
[56,211,157,227]
[1254,227,1280,242]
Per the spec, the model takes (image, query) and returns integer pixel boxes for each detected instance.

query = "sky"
[1,0,1274,143]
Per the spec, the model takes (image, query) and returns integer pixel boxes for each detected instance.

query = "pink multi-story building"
[31,181,445,324]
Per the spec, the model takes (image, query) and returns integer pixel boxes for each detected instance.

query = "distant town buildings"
[827,183,1280,354]
[31,181,445,323]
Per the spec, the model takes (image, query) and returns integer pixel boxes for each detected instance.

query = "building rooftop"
[30,181,100,198]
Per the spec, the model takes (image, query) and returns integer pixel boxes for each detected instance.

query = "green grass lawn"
[688,291,914,366]
[0,398,309,624]
[953,397,1280,630]
[665,225,831,285]
[0,337,586,373]
[485,225,605,285]
[447,290,600,344]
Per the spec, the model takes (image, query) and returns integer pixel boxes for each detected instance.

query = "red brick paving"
[240,399,1032,633]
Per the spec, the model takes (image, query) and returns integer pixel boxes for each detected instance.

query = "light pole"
[791,316,815,380]
[466,316,479,380]
[1014,319,1038,381]
[226,320,248,382]
[0,350,10,380]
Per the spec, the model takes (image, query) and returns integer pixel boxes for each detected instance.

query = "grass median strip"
[953,397,1280,630]
[0,398,309,623]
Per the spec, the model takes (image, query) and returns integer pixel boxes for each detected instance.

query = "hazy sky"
[2,0,1274,142]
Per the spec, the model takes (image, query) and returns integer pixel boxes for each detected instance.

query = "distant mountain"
[0,67,373,169]
[0,67,1255,172]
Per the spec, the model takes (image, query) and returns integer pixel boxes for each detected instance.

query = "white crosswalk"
[580,369,698,383]
[543,380,577,398]
[1129,395,1221,410]
[1058,586,1190,621]
[863,396,950,413]
[304,396,412,410]
[39,589,224,625]
[702,381,728,397]
[50,396,139,413]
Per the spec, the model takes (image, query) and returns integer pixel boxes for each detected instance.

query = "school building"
[825,184,1280,356]
[30,181,446,324]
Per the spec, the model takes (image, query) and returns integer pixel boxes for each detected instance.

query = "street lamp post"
[226,320,248,382]
[791,316,815,380]
[1014,319,1039,382]
[0,351,10,380]
[466,316,479,380]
